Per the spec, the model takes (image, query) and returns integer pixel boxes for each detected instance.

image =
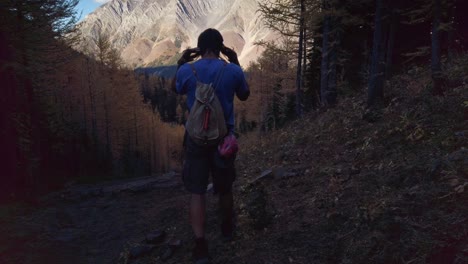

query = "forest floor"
[1,62,467,264]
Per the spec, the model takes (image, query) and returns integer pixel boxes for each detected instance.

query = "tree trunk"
[447,0,456,63]
[327,15,340,107]
[133,107,139,150]
[367,0,385,108]
[151,115,157,173]
[320,0,331,106]
[378,20,388,91]
[103,88,111,155]
[17,4,41,199]
[431,0,444,96]
[0,30,20,201]
[82,93,87,132]
[385,9,397,79]
[295,0,305,117]
[302,23,307,95]
[87,58,97,142]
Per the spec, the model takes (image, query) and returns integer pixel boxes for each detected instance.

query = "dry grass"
[232,58,468,263]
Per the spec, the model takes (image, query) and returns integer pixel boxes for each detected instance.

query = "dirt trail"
[1,174,192,263]
[1,172,256,264]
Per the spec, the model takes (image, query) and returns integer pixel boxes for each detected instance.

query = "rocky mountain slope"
[76,0,277,67]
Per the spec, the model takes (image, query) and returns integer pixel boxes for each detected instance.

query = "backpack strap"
[213,62,229,131]
[189,63,199,81]
[190,61,226,88]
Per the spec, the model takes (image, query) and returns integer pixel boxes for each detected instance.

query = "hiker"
[171,28,250,263]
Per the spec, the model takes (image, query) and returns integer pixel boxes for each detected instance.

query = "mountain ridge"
[77,0,277,67]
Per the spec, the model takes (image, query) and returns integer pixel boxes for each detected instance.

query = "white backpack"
[185,63,227,146]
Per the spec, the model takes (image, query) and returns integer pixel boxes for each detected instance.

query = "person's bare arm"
[224,47,250,101]
[221,46,240,66]
[237,83,250,101]
[172,48,200,94]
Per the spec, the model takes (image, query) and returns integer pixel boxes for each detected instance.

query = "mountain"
[76,0,277,67]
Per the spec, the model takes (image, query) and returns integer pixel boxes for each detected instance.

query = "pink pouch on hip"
[218,134,238,158]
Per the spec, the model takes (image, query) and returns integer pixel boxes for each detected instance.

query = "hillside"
[233,66,467,263]
[76,0,277,67]
[1,57,466,264]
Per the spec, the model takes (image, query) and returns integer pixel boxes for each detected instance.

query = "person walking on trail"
[172,28,250,263]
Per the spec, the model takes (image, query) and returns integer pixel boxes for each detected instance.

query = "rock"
[206,183,214,193]
[449,178,460,187]
[273,167,297,179]
[145,230,166,244]
[244,185,273,230]
[454,183,467,193]
[454,131,467,138]
[272,167,286,178]
[163,171,179,178]
[252,169,273,183]
[160,239,182,261]
[160,246,174,261]
[129,244,155,259]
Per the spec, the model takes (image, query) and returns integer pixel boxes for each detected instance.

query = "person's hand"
[177,48,200,66]
[221,46,240,66]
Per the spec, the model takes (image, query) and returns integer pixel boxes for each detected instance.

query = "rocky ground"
[0,173,192,263]
[1,62,467,264]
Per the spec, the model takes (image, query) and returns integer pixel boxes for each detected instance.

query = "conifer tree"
[320,0,332,106]
[431,0,444,95]
[295,0,305,116]
[0,0,79,199]
[258,0,317,117]
[367,0,385,107]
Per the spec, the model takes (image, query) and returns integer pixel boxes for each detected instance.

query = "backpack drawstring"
[203,106,211,130]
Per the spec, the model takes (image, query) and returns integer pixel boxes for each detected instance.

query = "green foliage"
[1,0,80,71]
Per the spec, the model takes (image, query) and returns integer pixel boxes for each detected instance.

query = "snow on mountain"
[76,0,277,67]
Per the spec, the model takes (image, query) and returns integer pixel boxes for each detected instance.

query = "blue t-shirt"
[175,58,250,129]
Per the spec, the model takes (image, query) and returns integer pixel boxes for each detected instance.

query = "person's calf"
[190,194,206,239]
[219,192,235,240]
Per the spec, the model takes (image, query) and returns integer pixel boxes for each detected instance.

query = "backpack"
[185,62,228,146]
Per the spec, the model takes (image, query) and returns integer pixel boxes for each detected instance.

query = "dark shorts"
[182,134,236,195]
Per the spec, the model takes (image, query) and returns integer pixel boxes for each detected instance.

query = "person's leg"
[182,136,210,262]
[219,191,234,238]
[212,157,236,239]
[190,194,209,263]
[190,193,206,238]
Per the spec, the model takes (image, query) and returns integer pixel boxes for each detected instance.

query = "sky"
[75,0,110,21]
